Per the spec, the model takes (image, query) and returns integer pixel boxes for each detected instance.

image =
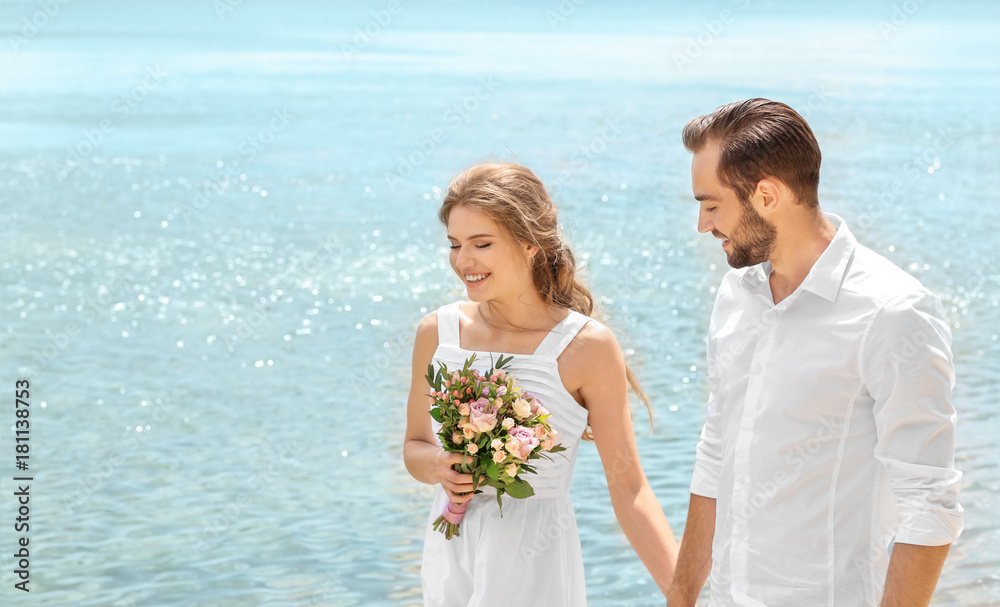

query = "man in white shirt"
[666,98,963,607]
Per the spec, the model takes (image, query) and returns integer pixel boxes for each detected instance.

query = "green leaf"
[547,444,567,453]
[503,477,535,499]
[429,408,445,423]
[485,460,499,480]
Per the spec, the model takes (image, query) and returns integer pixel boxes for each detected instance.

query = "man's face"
[691,142,776,268]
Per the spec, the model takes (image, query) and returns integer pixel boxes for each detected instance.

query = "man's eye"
[706,207,717,213]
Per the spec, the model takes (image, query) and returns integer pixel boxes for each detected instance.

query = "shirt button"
[751,364,763,375]
[736,475,747,485]
[766,310,778,320]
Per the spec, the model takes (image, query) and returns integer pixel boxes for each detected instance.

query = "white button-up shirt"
[691,214,963,606]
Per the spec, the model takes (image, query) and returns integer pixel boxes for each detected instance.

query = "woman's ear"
[525,244,539,259]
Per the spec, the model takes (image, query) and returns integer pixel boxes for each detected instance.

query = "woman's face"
[446,205,536,303]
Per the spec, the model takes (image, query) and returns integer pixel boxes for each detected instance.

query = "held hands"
[435,449,475,505]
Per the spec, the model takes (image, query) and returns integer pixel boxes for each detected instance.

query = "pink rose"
[526,394,540,414]
[496,385,508,397]
[467,443,479,455]
[459,403,471,416]
[466,397,498,433]
[462,426,475,440]
[533,425,547,439]
[542,428,558,451]
[452,431,464,444]
[509,426,540,460]
[492,450,506,463]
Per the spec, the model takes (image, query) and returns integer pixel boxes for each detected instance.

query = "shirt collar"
[738,212,856,303]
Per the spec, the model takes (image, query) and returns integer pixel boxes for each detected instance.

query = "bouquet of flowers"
[426,354,565,539]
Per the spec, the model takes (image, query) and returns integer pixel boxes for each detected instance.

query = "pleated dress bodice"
[430,301,591,496]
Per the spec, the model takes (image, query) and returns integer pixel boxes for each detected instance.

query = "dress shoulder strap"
[532,311,592,359]
[436,301,463,347]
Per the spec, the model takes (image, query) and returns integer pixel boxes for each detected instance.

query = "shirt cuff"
[894,503,964,546]
[690,458,720,499]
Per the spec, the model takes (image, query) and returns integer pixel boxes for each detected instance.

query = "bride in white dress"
[403,162,678,606]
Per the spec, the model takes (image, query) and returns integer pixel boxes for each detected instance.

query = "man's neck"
[767,212,837,304]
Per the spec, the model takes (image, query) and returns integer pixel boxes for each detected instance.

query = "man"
[666,99,963,606]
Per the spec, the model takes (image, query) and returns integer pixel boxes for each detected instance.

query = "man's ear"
[752,178,783,217]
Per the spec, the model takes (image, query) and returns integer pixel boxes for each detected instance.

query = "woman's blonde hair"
[439,162,652,437]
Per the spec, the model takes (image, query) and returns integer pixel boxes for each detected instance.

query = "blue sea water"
[0,0,998,605]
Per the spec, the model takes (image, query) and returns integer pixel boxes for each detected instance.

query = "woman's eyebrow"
[447,233,495,241]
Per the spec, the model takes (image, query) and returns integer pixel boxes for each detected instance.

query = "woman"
[403,162,677,605]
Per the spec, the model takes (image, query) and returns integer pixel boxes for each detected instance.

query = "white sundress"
[421,301,592,607]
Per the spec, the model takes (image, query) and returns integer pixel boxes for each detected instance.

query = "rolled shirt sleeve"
[862,288,964,545]
[691,294,726,499]
[690,388,723,499]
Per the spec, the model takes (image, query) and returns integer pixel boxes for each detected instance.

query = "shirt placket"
[730,303,782,595]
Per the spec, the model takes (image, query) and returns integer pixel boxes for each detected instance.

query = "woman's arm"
[402,312,474,504]
[573,323,679,596]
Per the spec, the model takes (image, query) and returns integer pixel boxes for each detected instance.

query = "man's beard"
[720,203,777,269]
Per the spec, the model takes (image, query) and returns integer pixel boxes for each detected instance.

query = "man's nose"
[697,209,714,234]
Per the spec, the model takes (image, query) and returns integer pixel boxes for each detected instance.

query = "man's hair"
[682,98,821,207]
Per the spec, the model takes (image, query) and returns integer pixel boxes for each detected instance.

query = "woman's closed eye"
[449,243,492,250]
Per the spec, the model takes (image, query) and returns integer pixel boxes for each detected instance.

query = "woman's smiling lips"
[463,273,491,287]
